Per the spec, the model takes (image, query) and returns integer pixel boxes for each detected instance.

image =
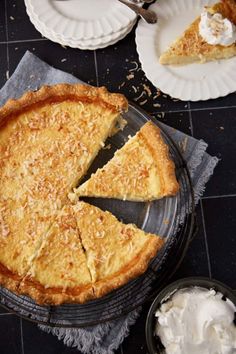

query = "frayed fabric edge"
[39,309,140,354]
[193,156,220,204]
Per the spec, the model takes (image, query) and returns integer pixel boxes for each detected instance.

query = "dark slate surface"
[0,2,235,354]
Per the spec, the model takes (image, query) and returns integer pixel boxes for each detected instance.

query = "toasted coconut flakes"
[126,73,134,80]
[119,81,125,89]
[134,91,146,101]
[128,242,133,253]
[139,99,147,106]
[153,103,161,108]
[132,85,137,93]
[129,61,139,72]
[61,58,67,62]
[103,143,111,150]
[96,231,105,239]
[143,84,152,97]
[68,192,78,204]
[157,112,165,119]
[153,91,161,99]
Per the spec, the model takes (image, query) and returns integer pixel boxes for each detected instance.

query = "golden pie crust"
[159,1,236,65]
[75,121,179,201]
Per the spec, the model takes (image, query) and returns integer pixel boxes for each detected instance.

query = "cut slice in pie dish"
[72,202,164,299]
[19,202,164,305]
[159,1,236,65]
[19,205,94,305]
[74,121,179,202]
[0,83,127,293]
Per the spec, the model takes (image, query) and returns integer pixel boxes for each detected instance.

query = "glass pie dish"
[0,103,195,327]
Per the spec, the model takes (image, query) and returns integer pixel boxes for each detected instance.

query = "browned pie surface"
[0,84,127,292]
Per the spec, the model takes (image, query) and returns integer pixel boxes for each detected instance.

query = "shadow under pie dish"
[0,83,179,305]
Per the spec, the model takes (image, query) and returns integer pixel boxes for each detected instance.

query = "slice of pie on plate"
[0,84,127,292]
[159,1,236,65]
[19,202,164,305]
[74,121,179,202]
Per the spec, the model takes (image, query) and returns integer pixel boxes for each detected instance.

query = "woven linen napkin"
[0,51,219,354]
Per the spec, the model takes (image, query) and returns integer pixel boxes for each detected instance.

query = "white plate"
[25,0,136,50]
[135,0,236,101]
[27,0,137,41]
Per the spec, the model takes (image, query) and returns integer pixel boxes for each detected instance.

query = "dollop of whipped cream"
[155,287,236,354]
[199,10,236,46]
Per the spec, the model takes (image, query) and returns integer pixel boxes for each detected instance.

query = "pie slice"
[0,201,57,293]
[19,201,164,305]
[0,84,127,292]
[72,202,164,299]
[159,2,236,65]
[19,205,93,305]
[74,122,179,202]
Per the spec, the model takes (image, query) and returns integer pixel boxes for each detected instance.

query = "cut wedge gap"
[74,122,179,202]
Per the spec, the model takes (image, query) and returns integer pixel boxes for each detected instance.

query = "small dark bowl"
[145,277,236,354]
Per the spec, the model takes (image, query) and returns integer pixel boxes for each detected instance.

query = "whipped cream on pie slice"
[199,10,236,46]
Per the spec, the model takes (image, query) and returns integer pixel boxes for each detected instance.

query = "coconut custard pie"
[0,83,174,305]
[75,122,179,202]
[159,0,236,65]
[0,83,167,304]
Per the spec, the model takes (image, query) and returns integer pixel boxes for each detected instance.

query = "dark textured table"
[0,1,236,353]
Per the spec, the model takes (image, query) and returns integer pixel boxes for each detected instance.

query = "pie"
[0,83,167,305]
[20,202,163,305]
[74,121,179,201]
[0,83,127,293]
[159,1,236,65]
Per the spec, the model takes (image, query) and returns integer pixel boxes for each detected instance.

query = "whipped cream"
[199,11,236,46]
[155,287,236,354]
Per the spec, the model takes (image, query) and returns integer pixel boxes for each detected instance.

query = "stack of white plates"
[25,0,138,50]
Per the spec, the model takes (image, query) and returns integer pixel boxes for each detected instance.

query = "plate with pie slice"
[135,0,236,101]
[0,84,194,327]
